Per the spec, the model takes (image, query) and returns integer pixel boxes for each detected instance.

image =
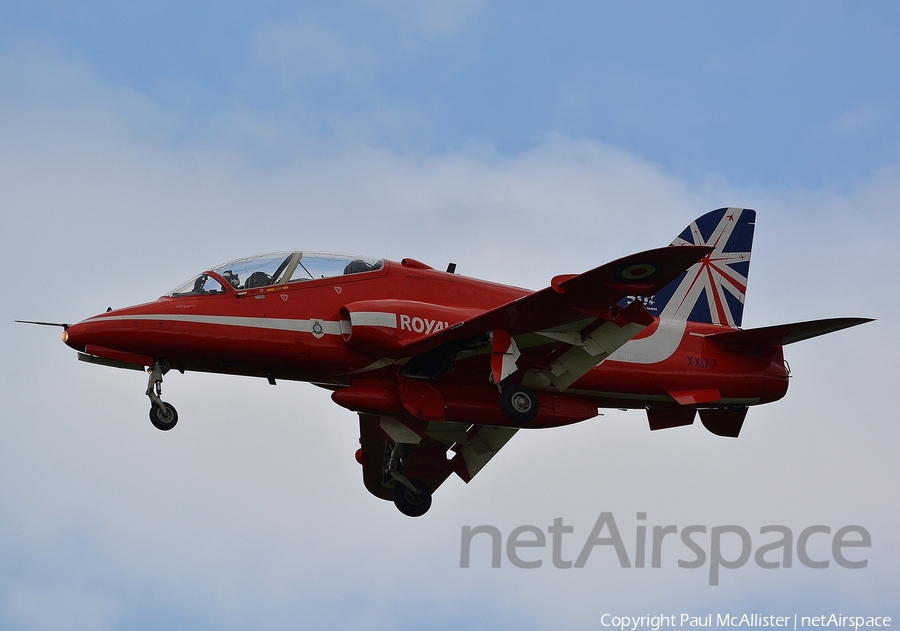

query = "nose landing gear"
[150,401,178,430]
[146,361,178,431]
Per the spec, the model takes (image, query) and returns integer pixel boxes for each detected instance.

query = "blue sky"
[4,2,899,188]
[1,2,898,630]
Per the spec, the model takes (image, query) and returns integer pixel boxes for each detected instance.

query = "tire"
[392,478,432,517]
[499,384,539,425]
[150,401,179,431]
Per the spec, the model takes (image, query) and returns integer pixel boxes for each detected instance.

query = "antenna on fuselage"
[446,263,457,274]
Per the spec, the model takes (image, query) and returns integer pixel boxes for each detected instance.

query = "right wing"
[401,245,712,357]
[401,245,713,389]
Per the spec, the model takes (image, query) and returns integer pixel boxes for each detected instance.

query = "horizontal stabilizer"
[706,317,874,347]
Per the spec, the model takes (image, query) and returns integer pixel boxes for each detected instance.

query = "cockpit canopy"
[167,252,384,297]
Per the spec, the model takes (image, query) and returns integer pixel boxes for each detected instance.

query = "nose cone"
[63,304,144,353]
[62,321,88,351]
[60,310,156,369]
[61,308,128,353]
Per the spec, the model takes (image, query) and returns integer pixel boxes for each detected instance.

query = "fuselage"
[63,256,789,429]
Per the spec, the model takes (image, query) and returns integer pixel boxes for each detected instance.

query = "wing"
[401,245,712,390]
[402,245,712,356]
[358,414,517,501]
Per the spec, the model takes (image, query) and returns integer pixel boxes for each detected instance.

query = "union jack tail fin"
[650,208,755,327]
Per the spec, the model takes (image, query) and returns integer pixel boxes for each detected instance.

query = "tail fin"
[647,208,756,327]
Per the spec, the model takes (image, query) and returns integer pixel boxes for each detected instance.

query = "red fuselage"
[63,257,788,429]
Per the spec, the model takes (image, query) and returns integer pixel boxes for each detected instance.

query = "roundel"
[618,263,659,281]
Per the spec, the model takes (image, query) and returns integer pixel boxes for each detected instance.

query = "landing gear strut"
[146,361,178,431]
[385,443,432,517]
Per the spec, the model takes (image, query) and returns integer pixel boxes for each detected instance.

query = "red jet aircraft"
[22,208,871,516]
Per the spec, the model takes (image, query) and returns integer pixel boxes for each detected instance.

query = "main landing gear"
[499,383,539,425]
[386,443,432,517]
[146,361,178,431]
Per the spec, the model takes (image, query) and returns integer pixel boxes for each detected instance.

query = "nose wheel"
[149,401,178,431]
[146,361,178,431]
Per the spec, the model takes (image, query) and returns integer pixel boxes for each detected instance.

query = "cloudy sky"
[1,2,898,629]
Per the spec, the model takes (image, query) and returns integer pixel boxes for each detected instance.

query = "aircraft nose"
[62,321,91,352]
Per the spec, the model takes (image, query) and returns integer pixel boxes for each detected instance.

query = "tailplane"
[647,208,755,327]
[706,317,874,347]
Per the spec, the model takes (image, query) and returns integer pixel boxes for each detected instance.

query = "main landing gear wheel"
[499,384,539,425]
[149,401,178,431]
[392,477,432,517]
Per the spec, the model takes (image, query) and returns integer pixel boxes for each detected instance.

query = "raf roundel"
[618,263,660,281]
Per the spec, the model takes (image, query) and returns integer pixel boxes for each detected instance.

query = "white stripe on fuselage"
[606,318,687,364]
[349,312,398,328]
[87,314,343,335]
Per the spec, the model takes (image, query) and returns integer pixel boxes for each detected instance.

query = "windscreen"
[166,252,384,296]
